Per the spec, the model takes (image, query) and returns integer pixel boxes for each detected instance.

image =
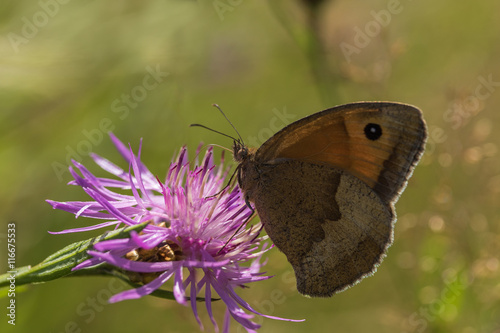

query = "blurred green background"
[1,0,499,332]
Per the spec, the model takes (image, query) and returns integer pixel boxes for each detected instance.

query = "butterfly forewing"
[254,102,427,204]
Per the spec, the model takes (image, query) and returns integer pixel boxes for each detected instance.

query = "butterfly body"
[233,102,427,297]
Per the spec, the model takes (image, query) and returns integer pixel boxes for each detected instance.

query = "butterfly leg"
[216,196,257,255]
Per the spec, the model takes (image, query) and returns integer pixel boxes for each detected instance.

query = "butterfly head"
[232,140,249,163]
[232,139,259,202]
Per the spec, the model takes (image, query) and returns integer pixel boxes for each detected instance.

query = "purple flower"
[47,133,302,332]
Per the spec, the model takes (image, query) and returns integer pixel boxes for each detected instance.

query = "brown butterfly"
[232,102,427,297]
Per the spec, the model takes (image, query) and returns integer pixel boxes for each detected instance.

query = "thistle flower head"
[47,133,302,332]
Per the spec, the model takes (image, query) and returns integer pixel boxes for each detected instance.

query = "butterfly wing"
[251,160,393,297]
[255,102,427,204]
[237,102,426,296]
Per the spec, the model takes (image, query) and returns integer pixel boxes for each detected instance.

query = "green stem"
[0,222,149,288]
[68,263,215,302]
[0,222,216,302]
[268,1,344,106]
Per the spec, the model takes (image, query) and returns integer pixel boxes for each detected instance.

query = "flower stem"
[0,222,149,288]
[268,1,344,105]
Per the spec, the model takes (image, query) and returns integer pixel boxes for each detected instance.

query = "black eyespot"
[364,123,382,140]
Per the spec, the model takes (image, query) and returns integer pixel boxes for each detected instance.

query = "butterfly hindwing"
[249,160,393,297]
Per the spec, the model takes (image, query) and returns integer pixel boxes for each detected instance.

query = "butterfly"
[232,102,427,297]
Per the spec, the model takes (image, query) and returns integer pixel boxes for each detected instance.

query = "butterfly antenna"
[212,104,245,145]
[190,123,240,142]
